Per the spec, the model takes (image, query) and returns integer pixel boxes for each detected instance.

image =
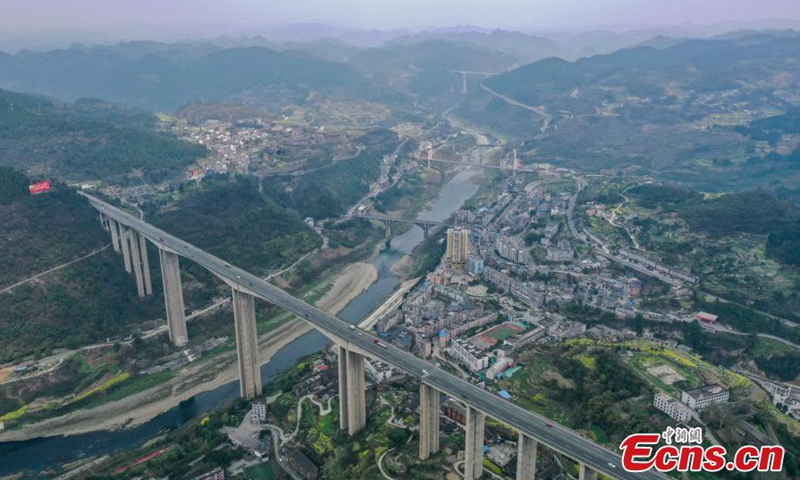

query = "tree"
[388,428,407,449]
[296,260,314,282]
[682,320,706,349]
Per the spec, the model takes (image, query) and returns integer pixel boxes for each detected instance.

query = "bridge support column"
[419,383,440,460]
[338,346,349,431]
[337,346,366,435]
[516,434,538,480]
[579,464,597,480]
[159,249,188,346]
[128,229,146,298]
[137,233,153,296]
[120,226,133,273]
[465,405,485,480]
[422,226,430,239]
[109,218,121,253]
[346,349,366,434]
[233,289,261,399]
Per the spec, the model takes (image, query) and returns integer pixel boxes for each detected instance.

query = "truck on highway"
[374,340,388,348]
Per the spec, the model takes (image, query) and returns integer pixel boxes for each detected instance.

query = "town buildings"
[537,314,587,342]
[450,338,490,372]
[653,392,694,423]
[486,356,516,380]
[618,247,699,286]
[286,450,319,480]
[482,266,544,307]
[682,385,730,410]
[251,400,267,424]
[365,359,395,383]
[192,468,225,480]
[467,255,485,275]
[546,240,574,262]
[495,235,528,264]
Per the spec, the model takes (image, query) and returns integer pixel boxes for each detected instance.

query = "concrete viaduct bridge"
[353,213,450,238]
[87,193,666,480]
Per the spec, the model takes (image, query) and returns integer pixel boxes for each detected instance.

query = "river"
[0,168,481,479]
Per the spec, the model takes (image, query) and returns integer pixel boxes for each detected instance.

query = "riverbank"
[358,276,420,331]
[0,262,377,442]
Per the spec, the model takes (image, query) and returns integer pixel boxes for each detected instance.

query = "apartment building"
[682,384,730,410]
[654,392,693,423]
[451,338,490,372]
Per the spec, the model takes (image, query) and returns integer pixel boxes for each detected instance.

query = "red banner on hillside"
[29,180,52,195]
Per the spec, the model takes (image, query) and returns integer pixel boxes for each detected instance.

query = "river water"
[0,168,481,478]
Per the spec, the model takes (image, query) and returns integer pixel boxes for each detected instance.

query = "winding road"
[0,244,112,295]
[480,84,553,134]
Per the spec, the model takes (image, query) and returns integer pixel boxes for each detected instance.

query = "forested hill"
[628,184,800,268]
[149,176,321,275]
[0,168,107,285]
[0,88,207,183]
[0,167,162,360]
[262,128,399,219]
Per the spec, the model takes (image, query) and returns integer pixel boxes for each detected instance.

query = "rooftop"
[684,384,728,400]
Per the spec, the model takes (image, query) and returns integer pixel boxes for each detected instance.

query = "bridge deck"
[84,193,667,480]
[354,214,450,227]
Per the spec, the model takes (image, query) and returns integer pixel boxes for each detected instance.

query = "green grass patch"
[245,462,279,480]
[301,278,335,306]
[203,341,236,358]
[483,459,503,475]
[0,405,28,422]
[629,354,700,396]
[75,372,131,401]
[317,410,337,437]
[577,355,596,369]
[90,371,175,406]
[752,337,799,358]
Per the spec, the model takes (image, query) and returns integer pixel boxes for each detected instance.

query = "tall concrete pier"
[232,288,261,398]
[128,229,146,297]
[465,405,486,480]
[338,346,350,431]
[338,346,366,435]
[580,464,598,480]
[419,383,440,460]
[120,226,133,273]
[159,249,188,346]
[137,232,153,296]
[346,349,366,434]
[517,434,538,479]
[109,218,121,253]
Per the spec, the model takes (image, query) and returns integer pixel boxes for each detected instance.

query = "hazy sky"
[2,0,800,34]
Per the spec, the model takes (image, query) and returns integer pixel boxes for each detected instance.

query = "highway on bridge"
[84,194,668,480]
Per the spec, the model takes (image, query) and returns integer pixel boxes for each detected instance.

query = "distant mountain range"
[0,34,548,110]
[0,45,374,111]
[4,28,800,193]
[455,31,800,192]
[5,27,800,114]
